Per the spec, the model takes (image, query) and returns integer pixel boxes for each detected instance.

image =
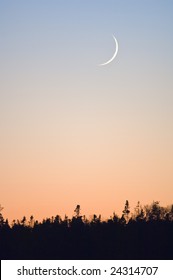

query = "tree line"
[0,201,173,259]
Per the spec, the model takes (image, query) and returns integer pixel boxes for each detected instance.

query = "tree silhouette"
[149,201,161,221]
[0,204,4,226]
[134,201,145,221]
[21,216,26,226]
[121,200,130,223]
[0,201,173,260]
[74,205,81,218]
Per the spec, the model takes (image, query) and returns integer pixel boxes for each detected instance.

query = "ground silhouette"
[0,201,173,259]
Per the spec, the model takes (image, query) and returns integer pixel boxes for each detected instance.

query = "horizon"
[1,199,173,224]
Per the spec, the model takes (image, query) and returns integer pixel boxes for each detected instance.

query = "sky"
[0,0,173,222]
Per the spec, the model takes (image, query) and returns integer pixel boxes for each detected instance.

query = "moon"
[99,35,118,66]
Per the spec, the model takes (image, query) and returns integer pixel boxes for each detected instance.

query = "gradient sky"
[1,0,173,222]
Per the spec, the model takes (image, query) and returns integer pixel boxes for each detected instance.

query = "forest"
[0,201,173,259]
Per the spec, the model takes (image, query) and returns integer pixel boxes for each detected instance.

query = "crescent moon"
[99,35,118,66]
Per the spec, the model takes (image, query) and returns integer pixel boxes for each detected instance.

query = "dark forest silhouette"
[0,201,173,259]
